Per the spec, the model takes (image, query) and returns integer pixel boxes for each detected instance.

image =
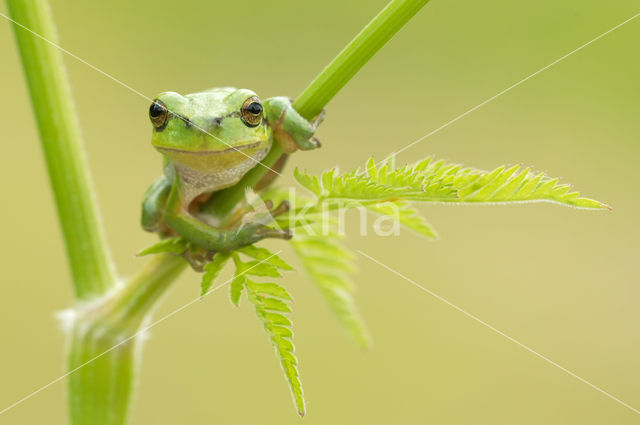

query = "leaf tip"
[575,197,612,211]
[358,337,373,352]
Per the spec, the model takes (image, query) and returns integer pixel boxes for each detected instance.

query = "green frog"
[141,87,321,260]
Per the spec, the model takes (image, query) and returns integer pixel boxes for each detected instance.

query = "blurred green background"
[1,0,639,424]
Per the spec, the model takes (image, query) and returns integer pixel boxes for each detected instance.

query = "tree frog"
[141,87,321,259]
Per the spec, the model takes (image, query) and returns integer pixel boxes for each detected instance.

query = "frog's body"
[141,87,320,257]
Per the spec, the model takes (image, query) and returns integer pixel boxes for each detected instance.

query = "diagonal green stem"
[7,0,115,300]
[206,0,431,217]
[293,0,431,120]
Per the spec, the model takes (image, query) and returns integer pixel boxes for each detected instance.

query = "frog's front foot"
[233,200,292,246]
[264,97,324,154]
[264,199,291,217]
[253,225,293,240]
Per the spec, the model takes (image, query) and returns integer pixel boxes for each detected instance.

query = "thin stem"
[7,0,115,300]
[206,0,431,217]
[293,0,431,120]
[105,254,187,328]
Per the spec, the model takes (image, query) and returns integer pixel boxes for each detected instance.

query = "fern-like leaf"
[238,245,295,271]
[244,276,304,415]
[229,251,285,306]
[296,157,609,209]
[200,252,230,296]
[226,251,304,414]
[293,168,322,197]
[367,201,438,239]
[450,165,610,208]
[137,237,188,256]
[291,230,370,349]
[393,157,609,209]
[229,265,246,306]
[295,165,454,204]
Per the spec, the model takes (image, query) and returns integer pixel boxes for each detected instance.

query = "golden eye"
[149,100,169,130]
[241,96,263,127]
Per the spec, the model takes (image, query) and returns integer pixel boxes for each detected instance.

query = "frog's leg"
[141,176,172,233]
[163,179,291,252]
[264,96,323,154]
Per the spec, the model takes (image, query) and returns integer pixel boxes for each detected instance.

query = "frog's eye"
[149,100,169,130]
[241,97,263,127]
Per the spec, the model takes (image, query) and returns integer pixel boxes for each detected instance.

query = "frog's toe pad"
[297,136,321,151]
[310,137,321,148]
[270,200,290,217]
[257,226,292,240]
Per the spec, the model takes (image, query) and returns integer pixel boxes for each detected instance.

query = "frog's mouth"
[157,141,263,155]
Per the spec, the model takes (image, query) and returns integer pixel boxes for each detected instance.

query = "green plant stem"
[7,2,188,424]
[8,0,430,424]
[206,0,431,217]
[105,254,187,328]
[7,0,115,300]
[293,0,431,119]
[68,254,187,425]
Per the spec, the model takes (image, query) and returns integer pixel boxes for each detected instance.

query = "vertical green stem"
[206,0,431,217]
[7,0,115,300]
[4,1,181,424]
[68,254,187,425]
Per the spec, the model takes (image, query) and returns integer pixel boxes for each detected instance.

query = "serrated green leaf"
[260,297,291,313]
[246,281,292,301]
[291,236,354,260]
[241,260,281,278]
[264,311,293,326]
[294,159,456,205]
[245,279,305,416]
[294,156,609,210]
[200,252,231,296]
[294,167,322,196]
[366,157,378,179]
[368,201,438,239]
[238,245,294,270]
[291,231,370,350]
[258,154,607,354]
[295,255,356,274]
[444,164,611,209]
[321,168,336,193]
[229,271,246,306]
[137,237,188,256]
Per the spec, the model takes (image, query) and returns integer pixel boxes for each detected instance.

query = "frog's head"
[148,87,270,171]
